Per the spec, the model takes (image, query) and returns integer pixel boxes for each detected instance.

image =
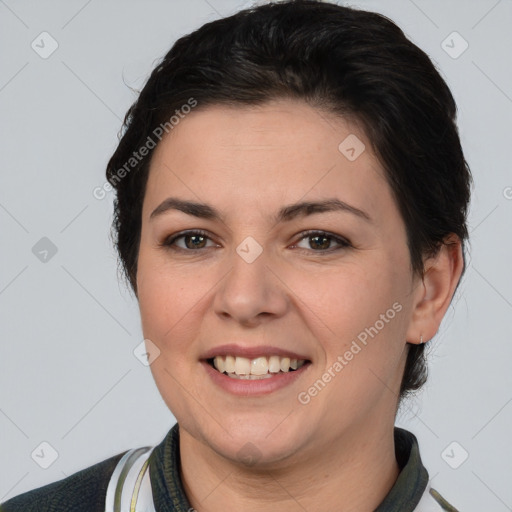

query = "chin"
[190,412,314,468]
[216,435,303,469]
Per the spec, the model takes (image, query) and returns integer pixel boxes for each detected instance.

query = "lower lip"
[201,361,311,396]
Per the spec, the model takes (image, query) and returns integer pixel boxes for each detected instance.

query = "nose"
[212,246,289,327]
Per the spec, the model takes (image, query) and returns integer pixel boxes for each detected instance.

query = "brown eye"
[309,234,331,250]
[293,231,351,252]
[182,234,208,249]
[162,230,217,251]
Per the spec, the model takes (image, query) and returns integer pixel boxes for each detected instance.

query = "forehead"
[143,99,393,222]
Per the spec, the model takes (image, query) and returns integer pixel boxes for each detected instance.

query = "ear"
[405,235,465,344]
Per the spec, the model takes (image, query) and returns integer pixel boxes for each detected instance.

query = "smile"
[201,344,311,395]
[209,355,307,380]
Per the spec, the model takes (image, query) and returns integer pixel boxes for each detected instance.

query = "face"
[136,99,420,466]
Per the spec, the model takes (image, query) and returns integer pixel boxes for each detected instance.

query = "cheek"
[295,261,410,405]
[301,270,407,388]
[294,261,405,339]
[136,252,206,352]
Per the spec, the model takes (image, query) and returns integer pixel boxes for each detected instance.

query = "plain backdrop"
[1,0,511,510]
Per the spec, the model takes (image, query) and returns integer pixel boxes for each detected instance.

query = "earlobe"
[406,235,465,345]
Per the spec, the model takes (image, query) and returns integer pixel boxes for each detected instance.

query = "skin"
[136,98,464,511]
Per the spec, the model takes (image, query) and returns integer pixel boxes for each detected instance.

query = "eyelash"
[160,229,352,254]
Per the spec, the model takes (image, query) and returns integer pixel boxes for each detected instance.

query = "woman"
[1,0,471,510]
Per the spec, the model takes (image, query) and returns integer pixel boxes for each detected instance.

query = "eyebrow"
[149,197,371,223]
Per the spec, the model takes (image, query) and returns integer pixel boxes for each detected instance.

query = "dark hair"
[106,0,471,403]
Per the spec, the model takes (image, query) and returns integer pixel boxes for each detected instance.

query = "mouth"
[207,355,309,380]
[200,344,312,395]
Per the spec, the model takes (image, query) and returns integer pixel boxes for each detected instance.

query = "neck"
[179,419,400,512]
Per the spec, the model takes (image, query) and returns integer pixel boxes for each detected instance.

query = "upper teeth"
[213,355,306,376]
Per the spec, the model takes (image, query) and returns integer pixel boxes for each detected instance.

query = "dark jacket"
[0,424,459,511]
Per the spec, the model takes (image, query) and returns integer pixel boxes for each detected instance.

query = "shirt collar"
[149,424,429,512]
[375,427,429,511]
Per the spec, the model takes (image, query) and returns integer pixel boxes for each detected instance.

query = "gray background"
[1,0,511,510]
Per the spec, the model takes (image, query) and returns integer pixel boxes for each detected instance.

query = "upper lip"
[201,344,310,361]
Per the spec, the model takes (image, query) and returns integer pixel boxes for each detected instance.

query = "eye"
[161,230,218,251]
[292,230,351,252]
[160,229,351,253]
